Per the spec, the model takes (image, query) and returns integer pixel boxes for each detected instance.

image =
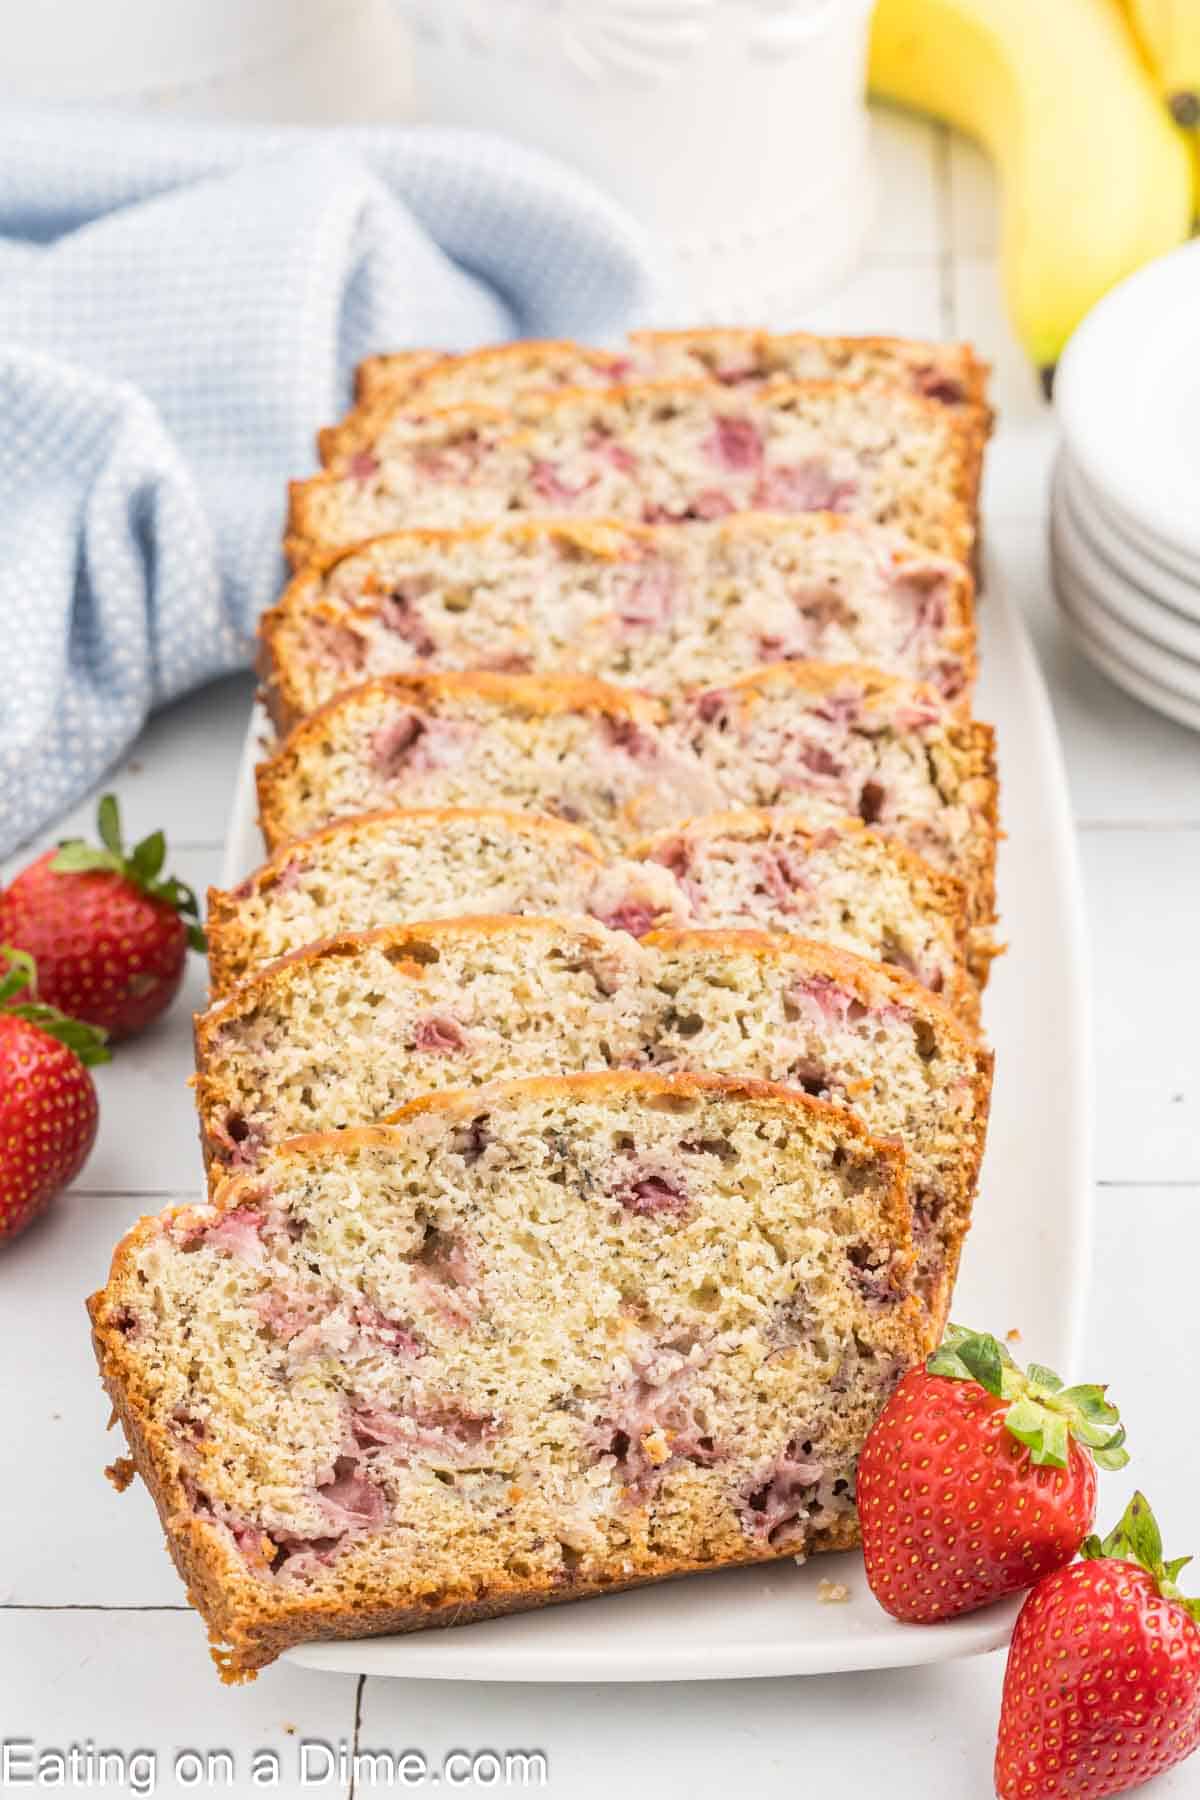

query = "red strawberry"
[0,794,205,1041]
[0,947,109,1242]
[997,1492,1200,1799]
[857,1325,1127,1624]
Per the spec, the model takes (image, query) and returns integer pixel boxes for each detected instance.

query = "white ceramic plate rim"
[1053,596,1200,734]
[1055,239,1200,567]
[1059,452,1200,606]
[222,547,1092,1681]
[1052,483,1200,680]
[1052,544,1200,707]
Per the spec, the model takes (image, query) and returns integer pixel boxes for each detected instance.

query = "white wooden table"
[2,12,1198,1795]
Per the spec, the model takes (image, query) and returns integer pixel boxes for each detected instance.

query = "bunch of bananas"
[869,0,1199,385]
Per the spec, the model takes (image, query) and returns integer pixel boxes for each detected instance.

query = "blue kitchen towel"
[0,110,663,856]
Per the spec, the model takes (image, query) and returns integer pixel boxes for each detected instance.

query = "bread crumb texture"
[193,919,991,1322]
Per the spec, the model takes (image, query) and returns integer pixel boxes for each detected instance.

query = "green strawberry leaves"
[1083,1492,1200,1623]
[52,794,207,953]
[1004,1396,1071,1468]
[0,947,110,1066]
[928,1322,1013,1393]
[928,1324,1128,1472]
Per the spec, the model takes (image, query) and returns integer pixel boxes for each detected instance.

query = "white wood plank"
[359,1654,1006,1798]
[2,1183,203,1605]
[0,1612,357,1798]
[1082,829,1200,1184]
[948,135,998,257]
[994,521,1200,826]
[1085,1185,1200,1558]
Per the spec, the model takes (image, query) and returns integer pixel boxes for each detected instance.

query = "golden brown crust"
[646,926,970,1035]
[91,1070,917,1678]
[353,347,445,409]
[199,909,609,1045]
[326,340,618,463]
[347,331,992,438]
[629,327,992,412]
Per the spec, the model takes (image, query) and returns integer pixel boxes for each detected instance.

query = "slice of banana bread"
[253,666,997,939]
[206,806,974,1012]
[260,514,975,732]
[253,671,673,855]
[350,330,990,420]
[193,918,991,1322]
[287,380,980,568]
[89,1070,924,1680]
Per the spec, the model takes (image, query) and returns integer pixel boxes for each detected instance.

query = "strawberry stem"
[52,794,206,953]
[927,1325,1128,1472]
[0,946,110,1066]
[1083,1492,1200,1622]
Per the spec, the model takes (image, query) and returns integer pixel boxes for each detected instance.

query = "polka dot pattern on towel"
[0,112,662,856]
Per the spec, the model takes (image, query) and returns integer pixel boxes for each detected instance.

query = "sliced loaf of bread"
[349,330,990,421]
[193,917,991,1321]
[287,380,980,568]
[89,1070,924,1679]
[260,514,975,732]
[253,666,997,937]
[206,806,974,1013]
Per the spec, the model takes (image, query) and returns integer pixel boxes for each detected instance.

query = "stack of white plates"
[1051,238,1200,733]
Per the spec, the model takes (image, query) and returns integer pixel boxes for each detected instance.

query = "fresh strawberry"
[0,794,205,1041]
[857,1325,1128,1624]
[997,1492,1200,1799]
[0,948,109,1242]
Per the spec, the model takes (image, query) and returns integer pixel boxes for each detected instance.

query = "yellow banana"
[869,0,1194,381]
[1119,0,1200,217]
[1120,0,1200,121]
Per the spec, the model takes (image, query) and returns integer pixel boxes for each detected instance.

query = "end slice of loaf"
[287,380,980,568]
[253,665,997,944]
[206,806,974,1013]
[193,917,991,1323]
[260,513,975,732]
[350,330,990,421]
[90,1070,924,1679]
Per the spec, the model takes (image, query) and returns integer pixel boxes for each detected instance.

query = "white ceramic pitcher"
[394,0,876,319]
